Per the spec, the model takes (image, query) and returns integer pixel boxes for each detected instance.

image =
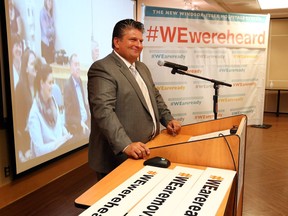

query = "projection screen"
[3,0,135,175]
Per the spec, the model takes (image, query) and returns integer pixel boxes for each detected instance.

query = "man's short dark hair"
[112,19,144,49]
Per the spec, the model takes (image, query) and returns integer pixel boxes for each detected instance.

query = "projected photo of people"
[27,64,72,157]
[40,0,55,64]
[64,54,90,140]
[11,33,23,89]
[4,0,135,174]
[15,48,38,162]
[8,0,22,36]
[91,40,99,63]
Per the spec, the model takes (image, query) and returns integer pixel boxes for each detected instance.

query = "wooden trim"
[0,147,88,208]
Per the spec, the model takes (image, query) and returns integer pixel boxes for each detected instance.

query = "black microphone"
[157,60,188,71]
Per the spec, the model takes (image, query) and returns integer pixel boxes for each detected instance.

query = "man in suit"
[87,19,181,178]
[64,53,90,139]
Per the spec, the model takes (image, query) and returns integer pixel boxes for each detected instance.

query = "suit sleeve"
[88,62,131,154]
[63,80,79,127]
[154,85,174,127]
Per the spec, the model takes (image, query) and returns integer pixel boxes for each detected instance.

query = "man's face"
[70,56,80,79]
[114,28,143,64]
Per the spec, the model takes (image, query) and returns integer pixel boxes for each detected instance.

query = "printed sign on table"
[170,167,236,216]
[127,166,204,215]
[79,166,170,216]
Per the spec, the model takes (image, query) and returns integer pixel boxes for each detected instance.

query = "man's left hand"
[166,119,181,136]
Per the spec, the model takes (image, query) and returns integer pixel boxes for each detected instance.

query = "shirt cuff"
[122,145,129,153]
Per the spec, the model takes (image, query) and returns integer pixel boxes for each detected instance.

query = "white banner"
[170,167,236,216]
[143,6,270,125]
[127,166,204,215]
[79,166,170,216]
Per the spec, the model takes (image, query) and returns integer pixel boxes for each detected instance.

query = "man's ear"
[113,37,120,49]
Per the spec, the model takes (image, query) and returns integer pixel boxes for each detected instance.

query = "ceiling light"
[258,0,288,9]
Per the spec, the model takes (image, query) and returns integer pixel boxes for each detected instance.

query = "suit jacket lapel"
[135,64,159,121]
[111,53,149,110]
[110,52,159,130]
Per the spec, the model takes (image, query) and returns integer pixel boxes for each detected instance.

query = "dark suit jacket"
[64,76,90,135]
[87,52,174,173]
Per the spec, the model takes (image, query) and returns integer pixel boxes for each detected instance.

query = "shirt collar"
[72,76,80,87]
[114,50,135,69]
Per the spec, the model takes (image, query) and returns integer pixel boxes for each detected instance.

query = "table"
[265,88,288,116]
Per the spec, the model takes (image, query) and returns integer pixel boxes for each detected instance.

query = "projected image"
[5,0,134,174]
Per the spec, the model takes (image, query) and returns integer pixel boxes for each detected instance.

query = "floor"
[0,113,287,216]
[242,113,288,216]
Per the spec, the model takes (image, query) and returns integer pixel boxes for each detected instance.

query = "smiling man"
[87,19,181,179]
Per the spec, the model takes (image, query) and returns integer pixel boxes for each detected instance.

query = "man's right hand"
[123,142,150,159]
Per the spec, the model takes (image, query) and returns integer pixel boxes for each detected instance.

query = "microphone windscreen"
[157,60,164,66]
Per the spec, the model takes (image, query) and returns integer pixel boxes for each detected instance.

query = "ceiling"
[141,0,288,18]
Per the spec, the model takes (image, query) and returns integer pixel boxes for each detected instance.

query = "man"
[87,19,181,178]
[64,53,90,139]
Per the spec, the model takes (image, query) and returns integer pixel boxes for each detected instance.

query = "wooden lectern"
[75,114,247,216]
